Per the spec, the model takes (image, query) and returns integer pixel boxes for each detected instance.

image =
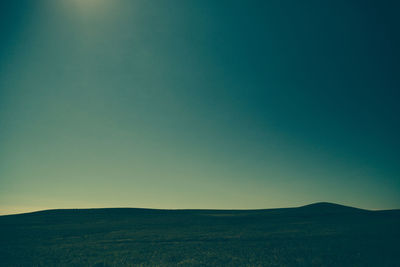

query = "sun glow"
[66,0,111,16]
[72,0,107,7]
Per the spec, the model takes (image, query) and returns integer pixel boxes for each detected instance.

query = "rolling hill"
[0,203,399,266]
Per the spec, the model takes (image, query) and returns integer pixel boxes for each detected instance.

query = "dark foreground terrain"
[0,202,399,266]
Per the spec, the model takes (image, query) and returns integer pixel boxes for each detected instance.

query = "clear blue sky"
[1,0,399,214]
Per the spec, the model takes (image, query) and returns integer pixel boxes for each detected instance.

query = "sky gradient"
[1,0,399,214]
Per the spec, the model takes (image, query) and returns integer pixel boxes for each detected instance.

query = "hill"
[0,203,399,266]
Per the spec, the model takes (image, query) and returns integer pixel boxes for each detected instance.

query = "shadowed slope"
[298,202,367,213]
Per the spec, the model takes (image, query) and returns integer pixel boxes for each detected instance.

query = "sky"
[0,0,399,214]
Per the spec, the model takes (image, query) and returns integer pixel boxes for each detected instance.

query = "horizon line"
[3,202,399,217]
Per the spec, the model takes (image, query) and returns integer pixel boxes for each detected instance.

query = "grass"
[0,202,399,266]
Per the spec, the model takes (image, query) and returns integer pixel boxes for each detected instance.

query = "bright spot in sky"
[73,0,104,7]
[67,0,110,16]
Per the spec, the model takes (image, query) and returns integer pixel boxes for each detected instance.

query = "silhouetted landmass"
[0,202,399,266]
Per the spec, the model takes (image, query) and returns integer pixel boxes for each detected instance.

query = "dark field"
[0,203,399,266]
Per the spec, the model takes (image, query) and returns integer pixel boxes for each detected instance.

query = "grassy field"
[0,202,399,266]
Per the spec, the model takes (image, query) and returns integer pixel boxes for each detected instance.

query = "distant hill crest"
[299,202,365,212]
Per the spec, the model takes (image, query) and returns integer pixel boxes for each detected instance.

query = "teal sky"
[1,0,399,214]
